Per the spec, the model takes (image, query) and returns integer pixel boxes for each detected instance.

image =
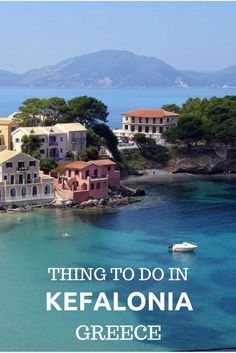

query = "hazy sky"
[0,2,236,73]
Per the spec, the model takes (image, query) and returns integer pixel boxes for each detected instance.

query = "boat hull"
[170,242,198,252]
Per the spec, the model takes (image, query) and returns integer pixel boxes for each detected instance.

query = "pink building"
[55,159,120,204]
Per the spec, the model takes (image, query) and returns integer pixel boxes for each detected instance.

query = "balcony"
[17,166,29,172]
[48,141,58,147]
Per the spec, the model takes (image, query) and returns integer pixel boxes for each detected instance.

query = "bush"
[40,157,58,174]
[79,146,99,161]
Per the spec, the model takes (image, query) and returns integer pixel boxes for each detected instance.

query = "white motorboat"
[169,242,198,252]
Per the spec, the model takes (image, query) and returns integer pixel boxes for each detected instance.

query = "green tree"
[86,128,103,148]
[67,96,109,126]
[79,146,99,161]
[14,98,47,126]
[40,157,58,174]
[43,97,69,125]
[93,123,121,161]
[163,114,204,150]
[133,133,148,149]
[161,103,181,113]
[21,135,41,156]
[142,144,170,164]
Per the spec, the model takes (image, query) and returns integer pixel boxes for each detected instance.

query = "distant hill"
[0,69,20,86]
[1,50,236,88]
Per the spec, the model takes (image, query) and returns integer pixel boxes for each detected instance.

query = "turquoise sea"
[0,175,236,351]
[1,86,236,128]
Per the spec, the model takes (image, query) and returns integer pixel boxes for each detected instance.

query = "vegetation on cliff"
[163,96,236,148]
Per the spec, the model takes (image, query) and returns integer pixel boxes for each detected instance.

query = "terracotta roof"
[64,159,116,170]
[91,159,116,166]
[64,161,90,170]
[122,109,179,118]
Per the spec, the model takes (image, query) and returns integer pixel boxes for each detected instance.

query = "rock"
[172,165,211,175]
[211,159,236,174]
[119,185,146,197]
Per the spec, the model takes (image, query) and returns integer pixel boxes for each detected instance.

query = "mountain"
[0,69,20,86]
[0,50,236,88]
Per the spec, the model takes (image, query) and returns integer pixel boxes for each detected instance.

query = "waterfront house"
[0,117,18,150]
[0,150,54,207]
[55,159,120,204]
[114,109,179,143]
[11,123,87,160]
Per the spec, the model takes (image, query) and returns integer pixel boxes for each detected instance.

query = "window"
[160,118,163,124]
[153,127,156,133]
[10,175,14,184]
[40,150,45,155]
[146,118,148,124]
[10,188,16,198]
[138,126,142,133]
[132,117,135,123]
[75,170,79,175]
[32,186,37,196]
[60,137,63,142]
[6,162,12,168]
[159,127,163,133]
[44,184,51,195]
[34,173,37,178]
[153,118,156,124]
[131,126,135,132]
[15,138,20,143]
[91,183,94,190]
[97,182,101,189]
[85,170,89,178]
[139,117,142,123]
[41,138,45,143]
[21,187,27,197]
[124,125,128,130]
[60,148,63,153]
[4,175,7,181]
[145,126,149,133]
[167,118,169,123]
[18,162,25,169]
[108,166,111,171]
[29,161,36,167]
[19,174,23,184]
[68,170,71,177]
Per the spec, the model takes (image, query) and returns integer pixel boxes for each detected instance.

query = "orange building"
[0,118,18,150]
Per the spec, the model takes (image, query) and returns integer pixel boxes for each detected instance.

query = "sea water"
[1,86,236,128]
[0,176,236,351]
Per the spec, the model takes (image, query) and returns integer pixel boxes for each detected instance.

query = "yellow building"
[0,118,18,150]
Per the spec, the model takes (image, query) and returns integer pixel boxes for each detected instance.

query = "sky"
[0,1,236,73]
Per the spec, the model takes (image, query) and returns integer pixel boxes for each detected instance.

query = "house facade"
[0,150,54,206]
[0,117,18,150]
[55,159,120,204]
[11,123,87,160]
[114,109,179,142]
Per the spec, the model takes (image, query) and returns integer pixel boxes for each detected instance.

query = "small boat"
[62,233,71,238]
[169,242,198,252]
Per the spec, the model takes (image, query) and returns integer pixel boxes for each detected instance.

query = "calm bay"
[0,87,236,351]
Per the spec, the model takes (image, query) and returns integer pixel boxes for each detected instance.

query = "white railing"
[3,193,54,203]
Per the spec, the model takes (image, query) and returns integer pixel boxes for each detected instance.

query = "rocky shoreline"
[0,185,146,213]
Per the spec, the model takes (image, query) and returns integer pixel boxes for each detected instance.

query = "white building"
[114,109,179,143]
[0,150,54,207]
[12,123,87,160]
